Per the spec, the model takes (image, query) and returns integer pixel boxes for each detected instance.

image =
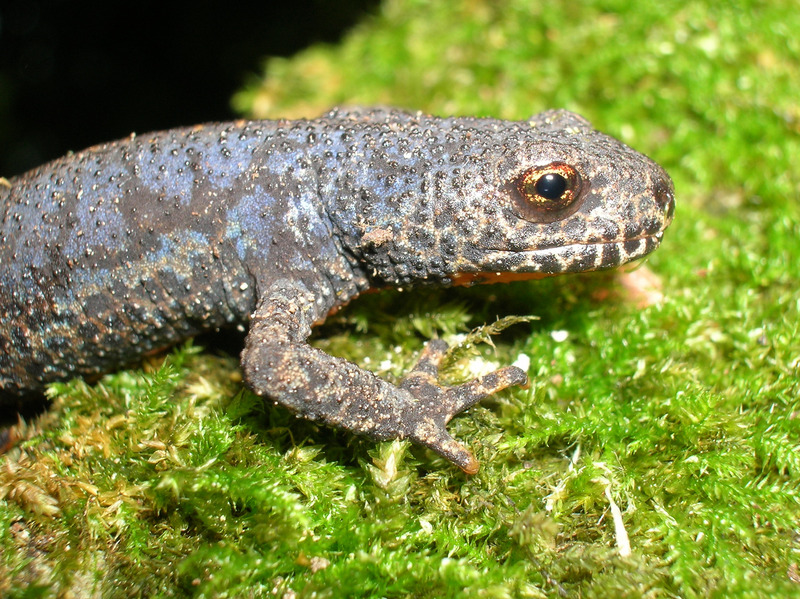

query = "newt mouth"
[453,232,665,285]
[520,231,665,273]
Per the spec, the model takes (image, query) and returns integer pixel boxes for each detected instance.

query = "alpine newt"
[0,108,674,472]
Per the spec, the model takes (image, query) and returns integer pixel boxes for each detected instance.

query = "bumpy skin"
[0,108,674,472]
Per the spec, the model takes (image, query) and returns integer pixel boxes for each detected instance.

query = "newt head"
[443,110,674,285]
[339,109,674,287]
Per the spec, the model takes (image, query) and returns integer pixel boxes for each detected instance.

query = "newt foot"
[399,339,528,474]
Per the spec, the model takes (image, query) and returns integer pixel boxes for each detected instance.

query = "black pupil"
[535,173,568,200]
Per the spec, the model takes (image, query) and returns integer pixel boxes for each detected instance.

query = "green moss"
[3,0,800,596]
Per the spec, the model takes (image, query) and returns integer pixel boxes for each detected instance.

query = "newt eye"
[514,162,583,223]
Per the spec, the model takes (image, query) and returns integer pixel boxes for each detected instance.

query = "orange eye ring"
[514,162,583,223]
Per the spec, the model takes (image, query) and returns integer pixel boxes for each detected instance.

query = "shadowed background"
[0,0,379,177]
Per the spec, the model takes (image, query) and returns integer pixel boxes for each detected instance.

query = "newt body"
[0,108,674,471]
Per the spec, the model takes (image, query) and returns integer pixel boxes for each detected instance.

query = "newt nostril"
[653,177,675,222]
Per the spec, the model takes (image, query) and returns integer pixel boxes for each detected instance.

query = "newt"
[0,108,674,472]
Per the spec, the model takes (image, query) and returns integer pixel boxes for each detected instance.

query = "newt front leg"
[397,338,528,473]
[241,279,527,473]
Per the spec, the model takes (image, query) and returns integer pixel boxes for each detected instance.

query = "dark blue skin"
[0,108,674,472]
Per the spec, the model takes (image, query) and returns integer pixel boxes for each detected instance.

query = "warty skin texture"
[0,107,674,472]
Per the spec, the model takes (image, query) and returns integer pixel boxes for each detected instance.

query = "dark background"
[0,0,380,177]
